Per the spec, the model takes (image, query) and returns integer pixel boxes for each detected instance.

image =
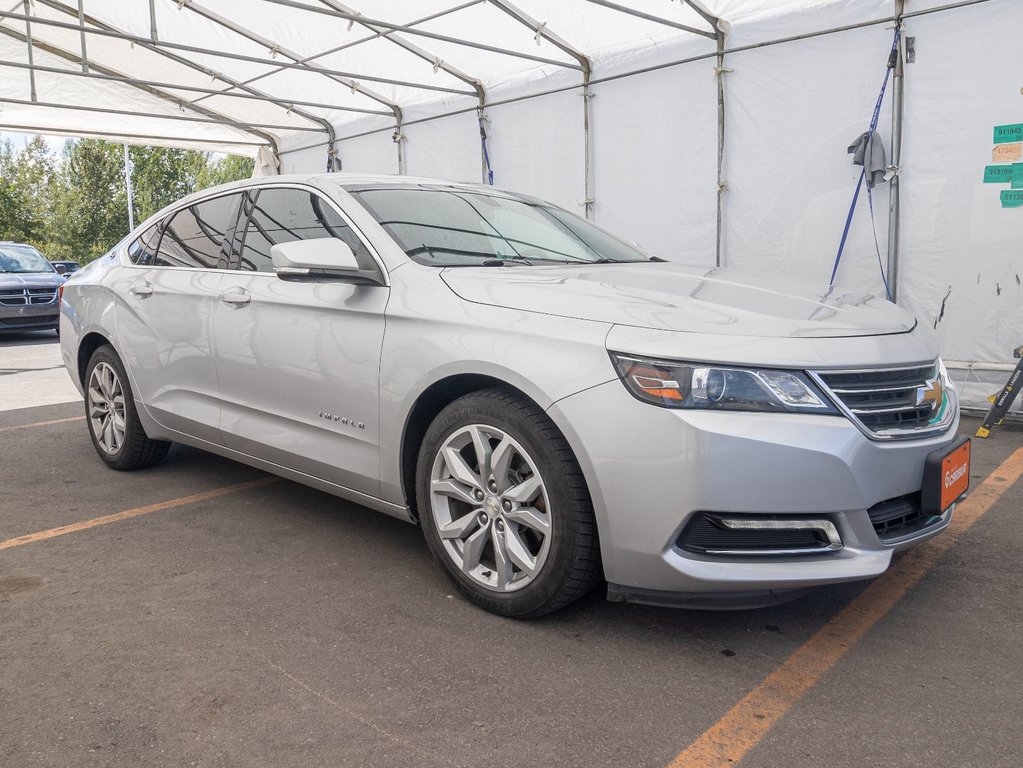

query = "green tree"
[0,135,256,263]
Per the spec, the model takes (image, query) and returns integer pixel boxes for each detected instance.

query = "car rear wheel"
[416,388,601,618]
[85,345,170,470]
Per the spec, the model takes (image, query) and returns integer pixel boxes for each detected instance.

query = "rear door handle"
[129,281,153,299]
[219,289,251,307]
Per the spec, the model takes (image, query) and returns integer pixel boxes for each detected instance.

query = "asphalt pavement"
[1,332,1021,768]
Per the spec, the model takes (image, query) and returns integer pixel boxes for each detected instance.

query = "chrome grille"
[0,287,57,306]
[811,362,955,440]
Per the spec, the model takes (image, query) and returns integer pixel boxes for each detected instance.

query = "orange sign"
[993,143,1023,163]
[940,440,971,510]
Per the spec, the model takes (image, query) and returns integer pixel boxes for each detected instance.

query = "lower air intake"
[677,514,843,556]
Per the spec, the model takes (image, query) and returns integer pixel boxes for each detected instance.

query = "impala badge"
[319,411,365,429]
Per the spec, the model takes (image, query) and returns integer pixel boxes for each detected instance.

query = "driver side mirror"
[53,264,66,275]
[270,237,383,285]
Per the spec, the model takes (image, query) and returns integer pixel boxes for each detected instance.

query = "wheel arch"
[399,373,541,521]
[77,331,114,387]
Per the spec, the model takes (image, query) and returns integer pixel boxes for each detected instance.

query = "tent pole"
[712,20,728,267]
[887,0,906,303]
[124,145,135,232]
[487,0,593,217]
[22,0,37,102]
[76,0,87,72]
[583,71,594,220]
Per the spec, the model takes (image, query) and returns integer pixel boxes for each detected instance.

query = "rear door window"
[155,193,243,269]
[126,222,162,266]
[236,187,373,273]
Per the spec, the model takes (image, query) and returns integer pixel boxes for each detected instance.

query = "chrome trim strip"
[829,384,920,395]
[704,517,844,556]
[850,404,928,415]
[808,362,957,442]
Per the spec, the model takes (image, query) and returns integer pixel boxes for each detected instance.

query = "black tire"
[416,388,601,618]
[84,344,170,471]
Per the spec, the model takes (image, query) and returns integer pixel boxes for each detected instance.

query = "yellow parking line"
[0,477,279,551]
[0,415,84,433]
[668,447,1023,768]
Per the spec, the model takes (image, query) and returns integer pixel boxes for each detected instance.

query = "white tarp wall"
[280,0,1022,412]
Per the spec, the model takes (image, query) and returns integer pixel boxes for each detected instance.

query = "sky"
[1,131,68,156]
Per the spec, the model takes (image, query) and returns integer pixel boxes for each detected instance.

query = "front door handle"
[129,281,153,299]
[219,289,251,307]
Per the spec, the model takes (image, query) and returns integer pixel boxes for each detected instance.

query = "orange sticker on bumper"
[940,440,971,510]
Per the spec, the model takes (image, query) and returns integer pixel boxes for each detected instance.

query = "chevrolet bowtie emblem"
[916,378,944,410]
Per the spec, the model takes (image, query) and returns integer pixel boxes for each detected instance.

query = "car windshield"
[345,185,651,266]
[0,244,54,274]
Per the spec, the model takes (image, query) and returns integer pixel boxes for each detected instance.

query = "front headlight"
[610,353,838,413]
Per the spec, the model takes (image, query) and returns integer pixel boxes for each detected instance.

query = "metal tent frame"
[0,0,993,282]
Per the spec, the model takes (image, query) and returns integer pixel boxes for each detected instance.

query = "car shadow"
[0,331,60,346]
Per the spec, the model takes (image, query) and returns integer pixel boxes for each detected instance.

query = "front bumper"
[0,305,59,332]
[548,380,961,599]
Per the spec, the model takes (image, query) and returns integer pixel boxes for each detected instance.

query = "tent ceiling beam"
[0,96,325,133]
[0,9,475,98]
[258,0,583,71]
[319,0,491,182]
[0,30,280,151]
[486,0,591,73]
[183,0,483,112]
[0,57,388,115]
[681,0,722,32]
[178,1,405,112]
[319,0,485,102]
[582,0,716,38]
[31,0,343,154]
[176,0,405,171]
[0,122,267,147]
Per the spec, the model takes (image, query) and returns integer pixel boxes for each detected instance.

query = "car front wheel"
[84,345,170,470]
[416,388,601,618]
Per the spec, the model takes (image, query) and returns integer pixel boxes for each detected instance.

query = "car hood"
[0,272,64,290]
[440,262,915,338]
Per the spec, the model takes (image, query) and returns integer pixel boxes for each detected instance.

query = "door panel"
[214,186,388,495]
[114,193,242,444]
[114,266,225,443]
[215,276,387,494]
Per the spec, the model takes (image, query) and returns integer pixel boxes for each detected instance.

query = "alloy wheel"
[88,361,127,455]
[429,424,552,592]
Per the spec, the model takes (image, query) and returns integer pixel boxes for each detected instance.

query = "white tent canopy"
[1,0,1019,411]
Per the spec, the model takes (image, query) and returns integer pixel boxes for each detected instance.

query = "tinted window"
[156,193,242,269]
[237,188,373,273]
[126,223,162,266]
[346,185,650,266]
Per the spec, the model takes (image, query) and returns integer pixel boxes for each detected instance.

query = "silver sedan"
[59,175,969,617]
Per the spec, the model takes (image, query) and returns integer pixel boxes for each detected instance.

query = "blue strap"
[482,136,494,185]
[478,110,494,185]
[829,29,900,297]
